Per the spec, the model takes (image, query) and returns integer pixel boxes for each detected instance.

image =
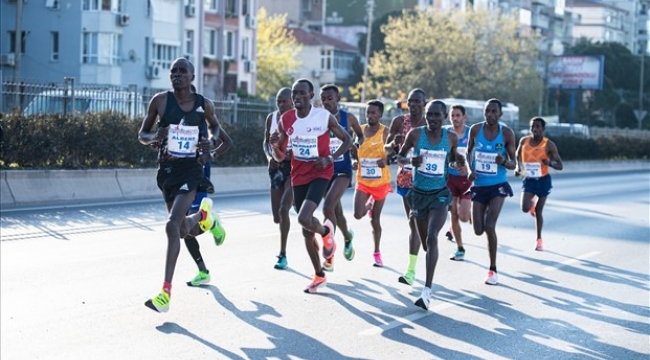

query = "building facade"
[0,0,258,103]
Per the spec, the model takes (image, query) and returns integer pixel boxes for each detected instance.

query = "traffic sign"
[634,109,647,121]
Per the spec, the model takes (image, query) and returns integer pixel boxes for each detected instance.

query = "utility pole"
[638,48,646,129]
[13,0,23,109]
[197,0,205,94]
[219,0,226,97]
[361,0,374,103]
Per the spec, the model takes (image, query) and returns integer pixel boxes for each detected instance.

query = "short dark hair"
[320,84,339,94]
[530,116,546,128]
[366,99,384,114]
[293,78,314,92]
[485,98,502,111]
[409,88,427,99]
[451,104,466,115]
[427,100,447,114]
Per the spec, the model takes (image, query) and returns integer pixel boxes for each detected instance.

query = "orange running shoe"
[304,274,327,293]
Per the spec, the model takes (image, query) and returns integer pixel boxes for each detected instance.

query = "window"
[204,29,216,56]
[82,0,122,12]
[82,32,121,64]
[46,0,60,9]
[224,31,235,59]
[206,0,218,12]
[51,31,59,61]
[184,30,194,62]
[152,43,178,69]
[226,0,237,16]
[8,31,26,54]
[241,37,249,59]
[320,49,332,70]
[242,0,249,15]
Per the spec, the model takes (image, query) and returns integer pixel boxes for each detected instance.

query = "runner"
[515,116,563,251]
[398,100,462,310]
[351,99,392,266]
[269,79,352,293]
[138,58,232,312]
[444,104,472,261]
[385,88,427,285]
[263,87,294,269]
[319,84,364,270]
[466,98,516,286]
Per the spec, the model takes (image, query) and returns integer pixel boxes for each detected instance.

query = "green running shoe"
[274,255,287,270]
[198,198,214,232]
[398,270,415,286]
[187,270,211,287]
[144,290,170,313]
[344,230,355,261]
[209,212,226,246]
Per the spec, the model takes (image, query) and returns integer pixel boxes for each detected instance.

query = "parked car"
[22,89,146,119]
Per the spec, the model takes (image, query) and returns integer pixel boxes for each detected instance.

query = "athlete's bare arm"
[384,115,405,154]
[138,92,167,145]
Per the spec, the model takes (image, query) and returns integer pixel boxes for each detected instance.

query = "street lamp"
[361,0,374,103]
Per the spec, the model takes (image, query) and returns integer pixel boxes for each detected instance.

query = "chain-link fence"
[0,74,274,128]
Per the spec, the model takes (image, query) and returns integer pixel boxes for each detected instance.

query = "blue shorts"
[469,182,513,205]
[396,185,410,197]
[189,192,208,213]
[522,174,552,198]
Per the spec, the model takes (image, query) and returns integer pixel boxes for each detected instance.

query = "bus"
[439,98,520,132]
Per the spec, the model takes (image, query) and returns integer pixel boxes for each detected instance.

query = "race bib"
[167,124,199,157]
[291,135,318,161]
[524,162,542,178]
[329,137,344,162]
[360,158,381,179]
[475,151,498,175]
[418,149,446,177]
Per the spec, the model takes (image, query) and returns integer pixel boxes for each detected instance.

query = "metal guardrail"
[0,75,274,128]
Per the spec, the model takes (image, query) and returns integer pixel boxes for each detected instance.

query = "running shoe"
[304,274,327,294]
[322,258,334,272]
[414,286,432,310]
[209,212,226,246]
[186,270,211,287]
[449,250,465,261]
[445,230,454,242]
[198,197,214,232]
[321,219,336,260]
[274,254,287,270]
[344,230,355,261]
[535,238,544,251]
[144,290,170,313]
[398,270,415,286]
[484,270,498,285]
[373,252,384,267]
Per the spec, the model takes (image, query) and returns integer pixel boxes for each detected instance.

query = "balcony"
[532,12,551,30]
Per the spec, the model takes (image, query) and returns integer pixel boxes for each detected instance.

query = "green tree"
[255,8,302,100]
[359,9,543,122]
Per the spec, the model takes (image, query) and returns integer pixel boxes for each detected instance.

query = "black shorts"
[327,171,352,191]
[293,178,330,213]
[522,174,552,197]
[407,187,452,220]
[469,182,513,205]
[269,160,291,190]
[157,159,203,203]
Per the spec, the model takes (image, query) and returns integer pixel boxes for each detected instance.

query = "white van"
[23,89,146,119]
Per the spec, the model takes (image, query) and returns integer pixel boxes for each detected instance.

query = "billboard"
[547,55,605,90]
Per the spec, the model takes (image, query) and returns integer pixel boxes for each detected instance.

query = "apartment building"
[0,0,258,100]
[568,0,649,55]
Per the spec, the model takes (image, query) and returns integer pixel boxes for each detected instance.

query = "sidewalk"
[1,160,647,212]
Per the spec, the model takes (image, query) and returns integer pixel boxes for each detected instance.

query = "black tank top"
[158,91,206,162]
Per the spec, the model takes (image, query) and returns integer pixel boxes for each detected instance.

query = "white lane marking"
[359,294,479,336]
[543,251,601,272]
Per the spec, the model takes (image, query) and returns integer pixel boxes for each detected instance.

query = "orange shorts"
[356,182,393,201]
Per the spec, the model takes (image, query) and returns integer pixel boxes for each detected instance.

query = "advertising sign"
[547,55,605,90]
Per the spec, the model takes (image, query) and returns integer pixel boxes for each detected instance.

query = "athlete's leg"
[370,197,386,253]
[353,188,372,219]
[421,207,448,288]
[534,196,548,239]
[323,176,350,236]
[163,190,197,284]
[520,191,537,213]
[484,196,506,271]
[278,179,293,254]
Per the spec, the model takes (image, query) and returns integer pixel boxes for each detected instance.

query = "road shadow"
[155,322,246,359]
[0,202,166,241]
[203,285,369,360]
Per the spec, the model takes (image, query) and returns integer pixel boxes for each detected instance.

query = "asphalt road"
[1,170,648,360]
